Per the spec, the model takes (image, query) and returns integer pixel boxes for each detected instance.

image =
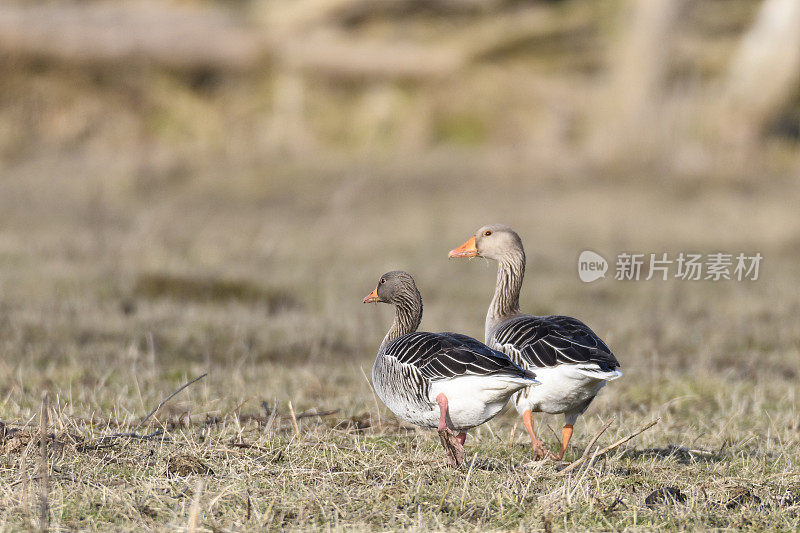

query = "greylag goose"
[363,270,539,466]
[449,225,621,460]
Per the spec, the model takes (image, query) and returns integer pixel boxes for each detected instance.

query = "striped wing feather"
[492,315,619,370]
[383,331,532,381]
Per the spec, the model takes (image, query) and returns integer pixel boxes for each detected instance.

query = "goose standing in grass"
[449,225,621,460]
[363,270,539,466]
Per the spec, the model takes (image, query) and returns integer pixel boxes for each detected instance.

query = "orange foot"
[530,440,558,460]
[522,410,557,460]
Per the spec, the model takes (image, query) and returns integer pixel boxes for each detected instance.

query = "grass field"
[1,158,799,530]
[2,0,800,529]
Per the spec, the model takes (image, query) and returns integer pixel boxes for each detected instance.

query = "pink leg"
[523,410,556,460]
[435,393,465,467]
[436,393,449,431]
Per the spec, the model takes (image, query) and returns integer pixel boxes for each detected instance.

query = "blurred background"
[0,0,798,417]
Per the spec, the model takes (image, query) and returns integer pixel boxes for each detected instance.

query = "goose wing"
[383,331,536,381]
[492,315,620,370]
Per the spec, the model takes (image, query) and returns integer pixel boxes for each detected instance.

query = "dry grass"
[0,164,799,530]
[1,0,799,529]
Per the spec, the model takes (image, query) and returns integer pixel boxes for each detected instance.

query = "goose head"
[449,224,524,262]
[362,270,419,305]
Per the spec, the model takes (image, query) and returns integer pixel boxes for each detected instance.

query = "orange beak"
[362,288,380,303]
[448,236,478,258]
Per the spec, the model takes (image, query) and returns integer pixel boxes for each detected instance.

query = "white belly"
[378,395,440,428]
[427,375,527,430]
[512,365,608,415]
[376,385,506,431]
[372,358,531,431]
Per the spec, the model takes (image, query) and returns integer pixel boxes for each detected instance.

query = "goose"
[449,225,621,460]
[363,270,539,466]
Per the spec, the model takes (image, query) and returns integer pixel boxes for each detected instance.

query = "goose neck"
[380,288,422,350]
[487,250,525,331]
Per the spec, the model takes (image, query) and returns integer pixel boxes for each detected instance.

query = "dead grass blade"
[559,418,659,476]
[295,408,339,420]
[265,400,279,433]
[509,421,518,447]
[578,416,616,462]
[135,373,208,430]
[460,454,478,511]
[288,401,300,438]
[187,479,204,533]
[79,375,208,446]
[38,392,50,532]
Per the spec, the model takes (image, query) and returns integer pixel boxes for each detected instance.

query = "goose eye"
[484,230,492,236]
[380,278,386,284]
